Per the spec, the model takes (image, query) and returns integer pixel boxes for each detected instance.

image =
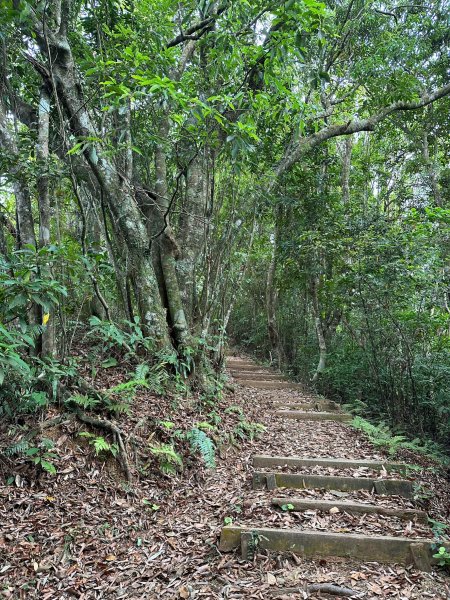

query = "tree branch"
[165,3,229,49]
[275,82,450,179]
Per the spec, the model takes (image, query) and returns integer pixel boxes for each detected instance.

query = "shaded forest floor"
[1,356,450,599]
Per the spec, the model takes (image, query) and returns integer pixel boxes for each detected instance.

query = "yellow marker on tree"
[43,313,50,325]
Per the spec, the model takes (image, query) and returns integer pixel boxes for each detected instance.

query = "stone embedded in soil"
[270,497,428,523]
[252,455,408,474]
[219,526,443,570]
[275,410,352,422]
[252,472,414,497]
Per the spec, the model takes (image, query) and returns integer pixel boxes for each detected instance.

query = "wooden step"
[271,497,427,523]
[271,400,340,410]
[252,472,414,497]
[232,372,285,381]
[275,410,352,422]
[238,381,303,390]
[229,365,268,373]
[219,526,440,570]
[252,455,409,474]
[271,403,339,412]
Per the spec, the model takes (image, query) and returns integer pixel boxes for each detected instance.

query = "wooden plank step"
[271,403,339,412]
[252,455,409,474]
[227,359,257,365]
[239,381,303,390]
[228,364,267,372]
[271,400,340,410]
[232,372,285,381]
[275,410,352,422]
[252,472,414,497]
[219,526,440,570]
[271,497,427,523]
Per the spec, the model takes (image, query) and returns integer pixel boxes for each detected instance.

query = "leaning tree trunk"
[24,13,169,344]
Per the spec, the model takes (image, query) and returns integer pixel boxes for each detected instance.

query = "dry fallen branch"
[271,583,365,598]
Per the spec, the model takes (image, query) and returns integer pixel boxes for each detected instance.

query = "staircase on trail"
[220,355,448,572]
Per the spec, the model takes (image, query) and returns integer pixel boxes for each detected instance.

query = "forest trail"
[218,355,450,598]
[1,355,450,599]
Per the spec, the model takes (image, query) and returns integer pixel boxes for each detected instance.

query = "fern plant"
[186,428,216,468]
[66,394,99,410]
[79,432,118,457]
[149,443,183,474]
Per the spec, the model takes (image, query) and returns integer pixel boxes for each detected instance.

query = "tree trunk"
[36,86,56,357]
[311,276,327,382]
[27,17,169,343]
[149,121,189,347]
[422,129,442,207]
[178,152,208,322]
[266,207,282,367]
[341,137,352,205]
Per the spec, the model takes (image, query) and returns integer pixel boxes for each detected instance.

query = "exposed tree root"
[74,411,132,482]
[11,409,133,483]
[271,583,365,598]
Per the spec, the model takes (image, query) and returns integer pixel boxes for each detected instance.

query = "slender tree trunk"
[36,86,56,356]
[311,276,327,382]
[422,129,442,206]
[266,207,282,367]
[150,120,189,347]
[178,151,208,322]
[341,137,352,205]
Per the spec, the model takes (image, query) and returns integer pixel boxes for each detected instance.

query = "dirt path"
[1,356,449,599]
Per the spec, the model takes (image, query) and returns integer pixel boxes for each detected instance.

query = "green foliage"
[88,316,155,357]
[67,394,99,410]
[351,417,448,462]
[233,419,266,442]
[432,546,450,569]
[149,443,183,475]
[186,427,216,468]
[5,437,58,475]
[281,503,294,511]
[79,432,119,457]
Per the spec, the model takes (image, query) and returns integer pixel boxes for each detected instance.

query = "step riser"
[253,472,414,498]
[233,373,286,381]
[272,403,339,411]
[238,381,302,389]
[275,411,351,422]
[252,455,408,475]
[219,526,437,570]
[271,497,427,523]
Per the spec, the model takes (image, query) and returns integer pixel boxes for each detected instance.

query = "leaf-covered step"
[275,410,352,422]
[252,455,408,474]
[219,526,443,570]
[252,472,414,497]
[271,497,427,523]
[238,381,303,390]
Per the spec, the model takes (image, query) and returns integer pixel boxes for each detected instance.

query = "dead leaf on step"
[267,573,277,585]
[105,555,116,562]
[178,586,190,598]
[368,582,383,595]
[329,506,340,514]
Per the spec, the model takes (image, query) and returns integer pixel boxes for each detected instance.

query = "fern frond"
[187,428,216,468]
[4,439,30,456]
